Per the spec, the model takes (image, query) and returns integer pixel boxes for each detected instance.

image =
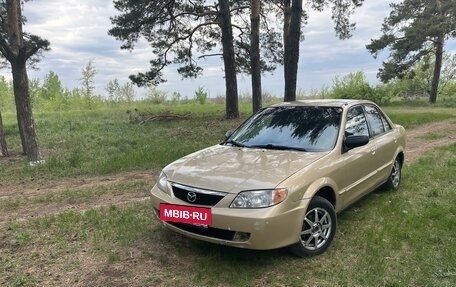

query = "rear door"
[363,104,397,183]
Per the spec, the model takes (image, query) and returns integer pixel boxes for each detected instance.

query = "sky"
[1,0,455,99]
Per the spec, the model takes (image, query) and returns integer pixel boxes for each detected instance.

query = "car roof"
[271,99,375,108]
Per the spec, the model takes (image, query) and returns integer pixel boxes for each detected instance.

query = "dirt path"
[404,119,456,164]
[0,170,153,199]
[0,170,156,226]
[0,119,455,226]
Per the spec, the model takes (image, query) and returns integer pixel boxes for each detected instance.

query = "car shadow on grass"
[147,224,292,285]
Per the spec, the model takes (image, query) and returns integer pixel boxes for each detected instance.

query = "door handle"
[370,145,376,154]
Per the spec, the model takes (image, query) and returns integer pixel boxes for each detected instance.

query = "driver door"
[336,105,378,207]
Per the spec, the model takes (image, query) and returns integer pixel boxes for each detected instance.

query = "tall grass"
[0,103,250,182]
[385,109,455,128]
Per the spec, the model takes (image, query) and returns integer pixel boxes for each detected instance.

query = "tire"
[385,157,402,190]
[288,196,336,257]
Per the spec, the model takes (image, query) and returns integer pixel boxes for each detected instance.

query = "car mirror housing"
[344,135,369,151]
[225,129,234,139]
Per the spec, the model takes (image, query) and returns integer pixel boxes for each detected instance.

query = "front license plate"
[159,203,212,226]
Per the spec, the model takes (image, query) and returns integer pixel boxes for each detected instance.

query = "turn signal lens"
[273,188,288,204]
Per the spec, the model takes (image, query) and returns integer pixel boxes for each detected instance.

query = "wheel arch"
[396,151,405,167]
[302,178,338,210]
[314,187,336,208]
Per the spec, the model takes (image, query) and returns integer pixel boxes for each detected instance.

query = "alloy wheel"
[391,159,401,189]
[300,207,332,250]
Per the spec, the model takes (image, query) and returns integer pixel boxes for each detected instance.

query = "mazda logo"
[187,191,197,203]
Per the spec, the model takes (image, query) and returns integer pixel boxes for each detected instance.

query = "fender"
[298,177,340,211]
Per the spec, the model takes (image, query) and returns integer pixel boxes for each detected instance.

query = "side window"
[364,105,388,137]
[345,106,369,137]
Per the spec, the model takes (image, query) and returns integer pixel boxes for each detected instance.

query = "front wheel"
[288,196,336,257]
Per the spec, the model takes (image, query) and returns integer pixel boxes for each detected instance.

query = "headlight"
[157,171,170,195]
[230,188,288,208]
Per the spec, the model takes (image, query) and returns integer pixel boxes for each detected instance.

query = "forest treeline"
[1,55,455,115]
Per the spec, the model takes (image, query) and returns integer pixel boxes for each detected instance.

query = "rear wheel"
[288,196,336,257]
[385,157,402,190]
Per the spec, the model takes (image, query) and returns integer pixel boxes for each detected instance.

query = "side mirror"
[344,135,369,151]
[225,130,234,139]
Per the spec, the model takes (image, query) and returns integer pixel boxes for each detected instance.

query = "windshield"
[226,106,342,152]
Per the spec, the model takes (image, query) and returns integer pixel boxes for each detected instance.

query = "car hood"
[164,144,328,193]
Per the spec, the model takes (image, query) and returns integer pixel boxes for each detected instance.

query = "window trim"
[363,104,392,139]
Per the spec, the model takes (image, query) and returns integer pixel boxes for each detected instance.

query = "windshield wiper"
[222,140,246,147]
[250,144,307,152]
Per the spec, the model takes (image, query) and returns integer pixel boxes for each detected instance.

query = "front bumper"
[150,184,309,250]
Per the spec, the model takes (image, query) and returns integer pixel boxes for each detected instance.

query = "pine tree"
[0,0,50,162]
[367,0,456,103]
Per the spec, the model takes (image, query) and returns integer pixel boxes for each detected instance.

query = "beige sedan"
[150,100,406,256]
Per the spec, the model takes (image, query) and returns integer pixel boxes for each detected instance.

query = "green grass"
[1,203,156,285]
[383,107,455,128]
[0,103,250,182]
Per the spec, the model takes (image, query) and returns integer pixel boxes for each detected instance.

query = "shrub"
[145,86,167,105]
[194,86,208,105]
[329,72,392,104]
[171,92,182,104]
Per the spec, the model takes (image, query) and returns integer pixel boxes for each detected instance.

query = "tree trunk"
[6,0,41,161]
[11,59,41,161]
[283,0,291,44]
[430,0,445,104]
[0,110,8,157]
[219,0,239,119]
[283,0,291,100]
[429,34,444,104]
[284,0,302,102]
[250,0,261,113]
